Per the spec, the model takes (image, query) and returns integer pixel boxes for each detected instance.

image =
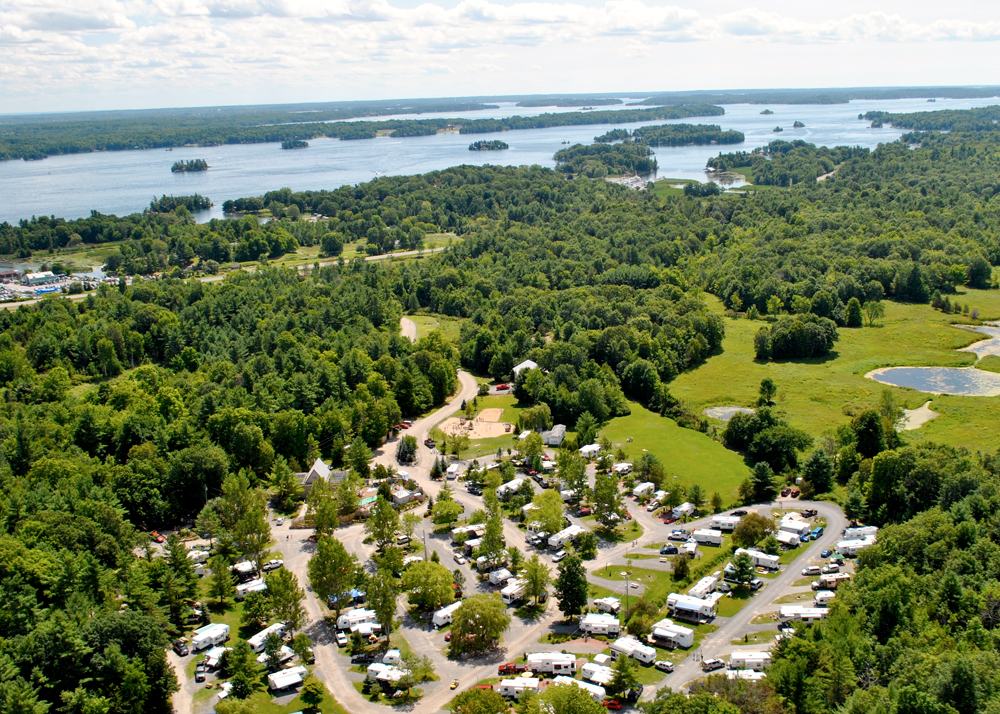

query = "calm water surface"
[0,97,996,224]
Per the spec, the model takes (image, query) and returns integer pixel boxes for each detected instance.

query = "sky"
[1,0,999,114]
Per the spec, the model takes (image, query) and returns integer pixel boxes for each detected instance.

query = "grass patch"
[750,613,779,625]
[672,292,1000,452]
[715,590,754,618]
[650,178,697,199]
[601,402,750,503]
[593,566,676,608]
[246,680,349,714]
[977,355,1000,373]
[729,630,778,646]
[409,313,465,344]
[776,592,816,604]
[792,577,817,587]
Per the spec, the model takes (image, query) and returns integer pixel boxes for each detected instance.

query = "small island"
[793,121,805,128]
[760,109,774,115]
[281,139,309,150]
[773,126,784,133]
[171,159,208,172]
[469,140,509,151]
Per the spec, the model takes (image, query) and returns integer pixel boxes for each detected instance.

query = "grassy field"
[593,566,676,608]
[715,590,754,618]
[409,313,465,344]
[601,402,751,504]
[650,178,697,199]
[729,629,778,646]
[670,292,1000,451]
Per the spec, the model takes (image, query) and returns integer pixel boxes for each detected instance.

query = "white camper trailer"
[613,463,633,476]
[446,464,460,480]
[667,593,717,621]
[488,568,513,586]
[594,596,621,614]
[693,529,723,547]
[526,652,577,675]
[336,608,378,631]
[843,526,879,540]
[187,549,209,564]
[433,601,463,627]
[496,478,525,499]
[682,539,698,558]
[191,623,230,651]
[711,515,742,531]
[779,517,813,537]
[688,575,719,599]
[632,482,654,497]
[778,606,829,624]
[648,618,695,649]
[201,646,231,669]
[581,662,614,685]
[837,537,876,557]
[580,613,621,635]
[814,590,836,606]
[256,645,294,666]
[552,677,606,703]
[776,531,801,547]
[734,548,781,570]
[232,561,257,579]
[560,489,577,502]
[248,623,287,653]
[673,502,694,519]
[267,665,308,691]
[497,678,540,699]
[501,579,526,605]
[548,524,586,550]
[611,636,656,664]
[730,652,772,671]
[235,578,267,601]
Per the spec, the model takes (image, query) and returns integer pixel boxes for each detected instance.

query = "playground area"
[438,408,512,440]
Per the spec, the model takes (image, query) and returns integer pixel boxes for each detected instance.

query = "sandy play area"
[438,408,512,439]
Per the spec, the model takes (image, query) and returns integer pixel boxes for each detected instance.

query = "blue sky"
[1,0,998,113]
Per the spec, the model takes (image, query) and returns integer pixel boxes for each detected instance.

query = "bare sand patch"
[478,408,504,423]
[900,400,940,431]
[438,415,512,439]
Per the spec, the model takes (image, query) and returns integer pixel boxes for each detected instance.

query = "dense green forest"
[707,140,869,185]
[864,104,1000,131]
[170,159,208,172]
[468,140,509,151]
[594,123,745,147]
[553,143,658,176]
[280,139,308,150]
[455,105,723,135]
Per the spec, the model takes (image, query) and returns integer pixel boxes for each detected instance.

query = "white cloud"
[0,0,998,112]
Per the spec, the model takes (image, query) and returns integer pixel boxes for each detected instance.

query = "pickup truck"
[498,663,527,675]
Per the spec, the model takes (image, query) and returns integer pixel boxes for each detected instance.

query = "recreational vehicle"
[632,482,654,497]
[526,652,577,675]
[843,526,878,540]
[648,618,694,649]
[336,608,378,631]
[610,636,656,664]
[191,623,230,651]
[814,590,836,606]
[734,548,780,570]
[497,678,540,699]
[778,606,829,624]
[581,662,614,685]
[548,524,587,550]
[501,579,526,605]
[267,665,308,691]
[693,529,723,547]
[433,601,463,627]
[711,515,741,531]
[235,578,267,601]
[594,596,621,614]
[488,568,513,586]
[776,531,800,547]
[667,593,717,621]
[837,537,876,557]
[552,677,606,702]
[730,652,772,671]
[248,623,287,653]
[579,613,621,635]
[688,575,719,599]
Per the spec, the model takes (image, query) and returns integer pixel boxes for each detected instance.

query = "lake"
[0,96,996,225]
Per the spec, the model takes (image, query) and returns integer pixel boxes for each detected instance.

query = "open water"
[0,96,996,225]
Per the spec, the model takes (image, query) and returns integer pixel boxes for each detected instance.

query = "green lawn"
[409,313,465,344]
[600,402,751,504]
[593,566,677,609]
[715,590,754,618]
[775,592,815,604]
[245,680,348,714]
[670,292,1000,451]
[650,178,697,199]
[729,630,778,646]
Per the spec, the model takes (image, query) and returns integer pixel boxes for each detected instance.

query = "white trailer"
[433,601,463,627]
[837,537,876,557]
[187,549,209,564]
[452,524,486,538]
[735,548,780,570]
[268,665,308,691]
[776,531,801,547]
[496,478,525,499]
[201,645,231,668]
[730,652,771,671]
[613,463,633,476]
[526,652,577,675]
[248,622,287,653]
[779,517,812,537]
[711,515,741,531]
[232,561,257,578]
[235,578,267,601]
[844,526,879,540]
[488,568,513,586]
[693,529,723,547]
[682,539,698,557]
[667,593,717,621]
[336,608,378,631]
[501,579,526,605]
[648,618,694,649]
[477,553,509,571]
[548,524,586,550]
[594,596,621,614]
[560,489,577,502]
[497,678,539,699]
[256,645,294,666]
[779,606,829,624]
[632,482,654,497]
[688,575,719,599]
[446,464,460,480]
[814,590,836,606]
[653,490,668,503]
[673,502,694,519]
[191,623,230,651]
[580,613,621,635]
[611,636,656,664]
[581,662,614,685]
[552,676,606,703]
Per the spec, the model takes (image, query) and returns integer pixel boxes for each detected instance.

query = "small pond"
[865,322,1000,397]
[703,406,756,422]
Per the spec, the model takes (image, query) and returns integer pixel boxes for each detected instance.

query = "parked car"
[791,489,800,498]
[702,658,726,672]
[445,632,451,642]
[662,516,677,525]
[351,653,377,664]
[335,631,348,647]
[424,439,436,448]
[821,549,833,558]
[731,510,748,517]
[151,531,165,543]
[172,639,189,656]
[603,701,623,710]
[453,553,466,565]
[801,509,818,518]
[660,545,678,555]
[801,566,822,576]
[262,559,284,572]
[654,660,675,672]
[498,663,527,675]
[750,578,764,591]
[577,507,592,517]
[195,669,206,683]
[821,563,841,574]
[552,550,568,563]
[468,486,483,495]
[451,679,459,690]
[496,384,510,391]
[538,591,548,603]
[646,501,660,512]
[800,534,810,542]
[668,530,690,541]
[624,511,632,520]
[781,488,791,497]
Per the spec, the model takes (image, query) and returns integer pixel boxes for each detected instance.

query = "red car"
[603,701,623,710]
[662,516,677,525]
[498,663,527,675]
[781,488,791,497]
[151,531,165,543]
[791,489,800,498]
[496,384,509,391]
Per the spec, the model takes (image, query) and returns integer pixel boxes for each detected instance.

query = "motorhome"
[734,548,780,570]
[813,590,836,606]
[488,568,513,586]
[267,665,309,691]
[191,623,230,651]
[776,531,800,547]
[526,652,577,675]
[688,575,719,600]
[648,618,694,649]
[336,608,378,631]
[446,464,460,480]
[730,652,772,671]
[610,636,656,664]
[667,593,717,621]
[232,561,257,580]
[235,578,267,601]
[501,579,526,605]
[693,529,723,547]
[844,526,879,541]
[552,677,606,703]
[580,662,614,685]
[837,537,876,557]
[778,606,829,624]
[579,613,621,635]
[632,482,654,497]
[248,623,287,653]
[433,601,463,627]
[382,649,402,665]
[187,549,209,564]
[594,596,621,614]
[497,678,540,699]
[548,524,587,550]
[711,515,741,531]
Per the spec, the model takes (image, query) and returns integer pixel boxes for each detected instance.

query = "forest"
[553,143,658,176]
[595,123,745,147]
[3,104,1000,713]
